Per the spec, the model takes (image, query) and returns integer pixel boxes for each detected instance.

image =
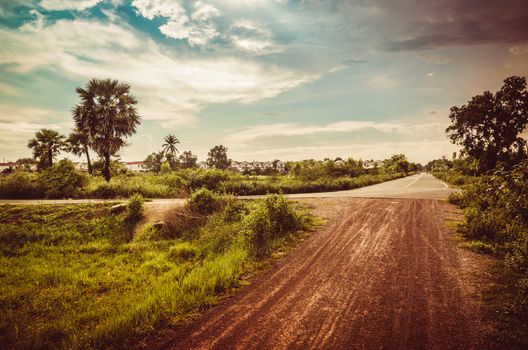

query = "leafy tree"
[27,129,67,169]
[382,154,410,174]
[179,150,198,169]
[67,129,93,174]
[206,145,231,170]
[15,158,36,171]
[144,152,164,173]
[446,76,528,172]
[73,78,140,181]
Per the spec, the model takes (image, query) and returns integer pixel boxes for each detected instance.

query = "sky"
[1,0,527,164]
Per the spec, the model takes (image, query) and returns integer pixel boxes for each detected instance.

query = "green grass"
[0,193,317,349]
[1,168,409,199]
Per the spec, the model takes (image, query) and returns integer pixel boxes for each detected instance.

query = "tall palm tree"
[27,129,67,169]
[162,134,180,156]
[67,129,93,174]
[73,78,140,181]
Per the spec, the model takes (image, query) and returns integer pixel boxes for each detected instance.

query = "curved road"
[160,173,485,350]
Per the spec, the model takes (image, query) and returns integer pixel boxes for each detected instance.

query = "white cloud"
[39,0,102,11]
[132,0,220,46]
[0,12,317,129]
[229,20,275,53]
[426,72,435,77]
[368,74,397,89]
[0,121,62,133]
[226,121,443,145]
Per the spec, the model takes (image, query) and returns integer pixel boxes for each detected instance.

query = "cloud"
[0,12,317,129]
[39,0,102,11]
[226,121,443,145]
[368,74,397,89]
[132,0,221,46]
[229,20,275,54]
[309,0,528,51]
[0,83,20,96]
[0,121,62,133]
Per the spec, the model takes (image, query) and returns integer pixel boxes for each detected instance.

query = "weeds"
[0,193,317,349]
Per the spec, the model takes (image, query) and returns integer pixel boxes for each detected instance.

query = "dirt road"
[162,175,488,350]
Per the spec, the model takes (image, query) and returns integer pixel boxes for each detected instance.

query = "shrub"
[38,159,87,198]
[0,170,44,199]
[114,194,144,243]
[243,204,272,258]
[188,188,218,215]
[264,193,299,237]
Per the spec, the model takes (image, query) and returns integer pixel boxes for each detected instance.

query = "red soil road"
[163,197,487,350]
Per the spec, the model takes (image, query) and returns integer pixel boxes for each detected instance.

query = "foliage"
[206,145,231,170]
[66,129,93,174]
[73,78,141,181]
[179,150,198,169]
[446,76,528,173]
[27,129,67,169]
[0,170,44,199]
[143,152,164,173]
[39,159,88,199]
[161,134,180,157]
[448,161,528,347]
[188,188,218,215]
[0,193,315,349]
[15,158,36,171]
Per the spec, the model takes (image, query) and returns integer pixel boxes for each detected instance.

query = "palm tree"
[162,134,180,156]
[67,129,93,174]
[27,129,66,169]
[73,78,140,181]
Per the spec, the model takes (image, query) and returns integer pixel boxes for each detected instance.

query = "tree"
[27,129,67,169]
[73,78,140,181]
[162,134,180,157]
[206,145,231,170]
[162,134,180,169]
[67,129,93,174]
[15,158,36,171]
[179,150,198,169]
[144,152,164,173]
[446,76,528,172]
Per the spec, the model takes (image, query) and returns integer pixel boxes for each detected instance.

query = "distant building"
[0,162,16,172]
[123,161,145,172]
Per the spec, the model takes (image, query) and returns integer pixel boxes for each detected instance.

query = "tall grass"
[1,167,408,199]
[0,193,315,349]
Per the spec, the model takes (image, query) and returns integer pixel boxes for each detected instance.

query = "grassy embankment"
[433,164,528,349]
[0,166,408,199]
[0,191,320,349]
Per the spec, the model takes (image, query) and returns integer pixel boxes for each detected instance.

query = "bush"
[114,194,144,243]
[264,193,299,237]
[0,170,44,199]
[242,194,305,258]
[188,188,218,215]
[39,159,87,198]
[243,204,272,258]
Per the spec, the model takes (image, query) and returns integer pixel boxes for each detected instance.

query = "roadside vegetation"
[0,156,416,199]
[430,76,528,348]
[0,192,318,349]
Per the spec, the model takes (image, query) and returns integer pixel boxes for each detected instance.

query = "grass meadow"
[0,192,319,349]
